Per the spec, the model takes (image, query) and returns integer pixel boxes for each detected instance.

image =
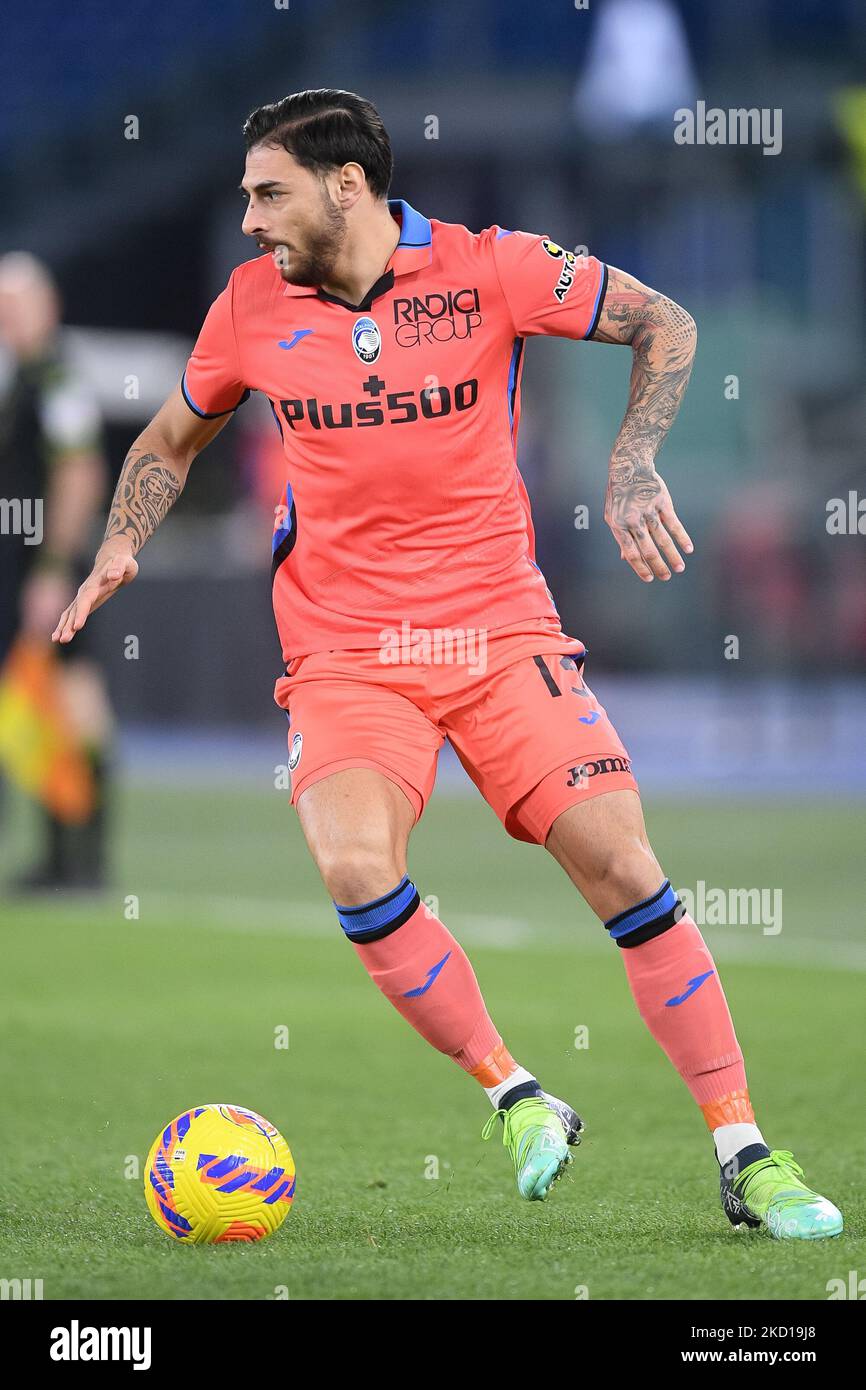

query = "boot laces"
[480,1097,558,1159]
[736,1149,812,1212]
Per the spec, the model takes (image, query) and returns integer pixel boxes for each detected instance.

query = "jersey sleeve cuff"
[181,370,250,419]
[583,262,609,340]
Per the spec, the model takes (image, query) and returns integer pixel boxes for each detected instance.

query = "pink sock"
[619,914,755,1128]
[350,898,518,1087]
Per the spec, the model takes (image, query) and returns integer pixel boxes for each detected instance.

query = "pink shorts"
[273,618,638,846]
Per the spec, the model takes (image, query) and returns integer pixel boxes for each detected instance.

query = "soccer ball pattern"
[144,1104,295,1243]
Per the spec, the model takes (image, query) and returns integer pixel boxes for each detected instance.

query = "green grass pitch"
[1,780,863,1300]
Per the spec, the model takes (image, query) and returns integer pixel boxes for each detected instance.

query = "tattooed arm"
[52,385,230,642]
[590,265,697,582]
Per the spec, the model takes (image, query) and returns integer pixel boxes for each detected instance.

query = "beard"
[275,185,347,287]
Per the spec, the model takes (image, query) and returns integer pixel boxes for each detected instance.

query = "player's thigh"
[295,766,416,903]
[545,788,665,922]
[445,641,637,847]
[277,650,442,903]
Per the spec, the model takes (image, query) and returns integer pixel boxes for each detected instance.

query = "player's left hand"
[604,459,694,582]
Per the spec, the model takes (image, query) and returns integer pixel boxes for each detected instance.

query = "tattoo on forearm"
[103,450,182,551]
[595,269,696,530]
[609,301,695,463]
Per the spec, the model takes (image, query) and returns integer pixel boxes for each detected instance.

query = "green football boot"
[481,1092,582,1201]
[720,1147,843,1240]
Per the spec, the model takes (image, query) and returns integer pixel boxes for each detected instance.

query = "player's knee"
[316,845,405,907]
[584,837,660,904]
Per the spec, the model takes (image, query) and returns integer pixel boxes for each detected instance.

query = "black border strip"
[508,337,525,425]
[585,262,609,340]
[181,373,250,419]
[533,654,562,697]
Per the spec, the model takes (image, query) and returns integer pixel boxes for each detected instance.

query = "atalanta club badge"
[352,315,381,363]
[288,732,303,771]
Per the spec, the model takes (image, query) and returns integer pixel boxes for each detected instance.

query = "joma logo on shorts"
[566,756,632,786]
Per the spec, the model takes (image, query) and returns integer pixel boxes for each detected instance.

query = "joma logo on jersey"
[393,288,482,347]
[278,378,479,430]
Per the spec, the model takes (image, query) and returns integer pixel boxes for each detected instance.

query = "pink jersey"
[182,200,607,663]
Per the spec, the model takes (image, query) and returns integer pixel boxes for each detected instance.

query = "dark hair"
[243,89,393,200]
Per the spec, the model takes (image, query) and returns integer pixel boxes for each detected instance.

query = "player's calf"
[297,770,585,1202]
[332,869,585,1201]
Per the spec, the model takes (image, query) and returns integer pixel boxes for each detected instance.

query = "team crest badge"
[288,732,303,771]
[352,315,381,363]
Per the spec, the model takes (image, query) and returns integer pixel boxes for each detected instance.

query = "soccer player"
[53,89,841,1238]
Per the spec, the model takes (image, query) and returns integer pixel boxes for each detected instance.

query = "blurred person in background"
[572,0,696,142]
[0,252,113,891]
[711,481,817,674]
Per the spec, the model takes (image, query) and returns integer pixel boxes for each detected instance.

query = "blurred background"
[1,0,864,885]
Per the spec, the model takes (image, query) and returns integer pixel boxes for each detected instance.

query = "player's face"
[240,145,347,287]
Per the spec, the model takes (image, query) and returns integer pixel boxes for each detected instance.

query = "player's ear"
[334,162,366,208]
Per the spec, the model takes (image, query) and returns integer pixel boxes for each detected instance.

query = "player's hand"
[51,541,139,643]
[604,459,694,582]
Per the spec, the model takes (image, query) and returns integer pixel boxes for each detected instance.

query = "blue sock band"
[334,874,421,944]
[605,879,680,948]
